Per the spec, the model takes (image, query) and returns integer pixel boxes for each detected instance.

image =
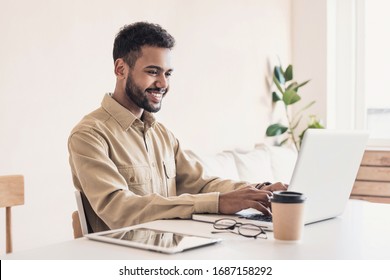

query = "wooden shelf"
[351,150,390,203]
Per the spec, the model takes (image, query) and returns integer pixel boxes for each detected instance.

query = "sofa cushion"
[185,150,240,181]
[256,144,297,183]
[185,144,297,185]
[229,148,275,183]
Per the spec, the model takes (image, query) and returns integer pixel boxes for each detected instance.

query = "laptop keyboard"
[240,213,273,223]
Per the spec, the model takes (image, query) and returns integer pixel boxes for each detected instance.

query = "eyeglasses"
[212,218,267,239]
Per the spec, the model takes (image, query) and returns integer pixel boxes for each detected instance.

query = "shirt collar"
[101,93,157,131]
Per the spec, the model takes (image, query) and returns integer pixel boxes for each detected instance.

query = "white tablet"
[86,227,222,254]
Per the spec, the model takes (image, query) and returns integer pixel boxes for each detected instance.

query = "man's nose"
[156,74,168,89]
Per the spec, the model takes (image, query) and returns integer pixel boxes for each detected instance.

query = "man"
[68,22,286,233]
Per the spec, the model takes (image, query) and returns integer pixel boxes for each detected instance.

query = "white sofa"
[186,144,298,185]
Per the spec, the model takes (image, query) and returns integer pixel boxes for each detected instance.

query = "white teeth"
[147,89,165,95]
[151,92,162,98]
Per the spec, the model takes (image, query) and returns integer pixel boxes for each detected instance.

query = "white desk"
[2,200,390,260]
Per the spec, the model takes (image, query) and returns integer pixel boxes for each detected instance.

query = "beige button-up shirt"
[68,94,247,232]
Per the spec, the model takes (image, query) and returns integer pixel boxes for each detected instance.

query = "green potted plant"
[266,64,324,151]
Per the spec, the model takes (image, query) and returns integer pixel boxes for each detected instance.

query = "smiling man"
[115,45,172,117]
[68,22,286,233]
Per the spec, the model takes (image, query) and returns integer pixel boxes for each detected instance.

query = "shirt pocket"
[118,165,152,195]
[163,159,176,196]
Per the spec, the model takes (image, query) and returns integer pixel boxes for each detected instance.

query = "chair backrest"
[0,175,24,254]
[72,210,83,238]
[72,190,92,238]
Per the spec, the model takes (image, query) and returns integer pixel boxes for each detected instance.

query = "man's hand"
[218,182,287,216]
[218,186,272,216]
[256,182,288,192]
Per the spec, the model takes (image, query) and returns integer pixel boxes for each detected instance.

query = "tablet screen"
[101,228,187,248]
[89,227,221,253]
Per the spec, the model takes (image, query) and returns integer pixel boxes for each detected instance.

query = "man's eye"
[147,70,158,75]
[165,72,172,77]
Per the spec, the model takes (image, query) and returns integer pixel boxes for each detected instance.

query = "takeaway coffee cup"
[271,191,306,242]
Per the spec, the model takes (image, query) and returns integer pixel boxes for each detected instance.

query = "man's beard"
[125,74,167,113]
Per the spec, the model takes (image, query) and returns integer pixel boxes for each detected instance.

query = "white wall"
[291,0,357,134]
[0,0,293,252]
[291,0,328,132]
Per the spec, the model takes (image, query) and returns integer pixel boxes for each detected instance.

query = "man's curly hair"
[113,22,175,68]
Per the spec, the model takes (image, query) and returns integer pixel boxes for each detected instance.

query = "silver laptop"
[192,129,369,231]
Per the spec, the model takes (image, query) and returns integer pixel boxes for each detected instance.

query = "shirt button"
[129,176,135,183]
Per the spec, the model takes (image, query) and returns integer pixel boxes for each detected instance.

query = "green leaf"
[285,65,293,82]
[295,80,310,90]
[297,100,315,114]
[283,89,301,105]
[274,66,285,85]
[279,138,290,146]
[273,75,284,94]
[266,123,288,136]
[298,128,308,148]
[308,115,324,128]
[287,80,310,92]
[272,91,281,102]
[308,121,324,129]
[309,124,323,129]
[287,82,298,90]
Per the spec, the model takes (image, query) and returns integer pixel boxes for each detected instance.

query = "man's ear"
[114,58,127,79]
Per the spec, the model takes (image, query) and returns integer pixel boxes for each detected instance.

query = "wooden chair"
[0,175,24,254]
[72,190,92,238]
